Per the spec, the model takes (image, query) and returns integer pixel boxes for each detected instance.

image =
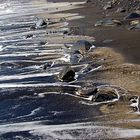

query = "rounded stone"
[59,66,75,82]
[94,89,118,102]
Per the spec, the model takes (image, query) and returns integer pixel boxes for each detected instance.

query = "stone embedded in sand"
[59,66,75,82]
[95,19,122,27]
[93,89,118,102]
[103,2,113,10]
[64,40,95,53]
[35,18,47,29]
[63,30,69,35]
[39,41,48,45]
[43,61,54,70]
[77,86,98,98]
[25,34,33,39]
[116,7,126,13]
[124,12,140,20]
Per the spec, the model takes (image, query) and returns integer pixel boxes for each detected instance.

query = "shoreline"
[49,0,140,93]
[53,0,140,65]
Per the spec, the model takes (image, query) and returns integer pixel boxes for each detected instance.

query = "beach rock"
[63,30,69,35]
[35,18,47,29]
[103,2,113,10]
[95,19,122,27]
[78,86,98,97]
[93,90,118,102]
[25,34,33,39]
[39,41,48,45]
[59,66,75,82]
[43,61,54,70]
[124,12,140,20]
[64,40,94,53]
[116,7,126,13]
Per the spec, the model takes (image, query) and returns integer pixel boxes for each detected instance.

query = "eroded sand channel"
[0,0,140,139]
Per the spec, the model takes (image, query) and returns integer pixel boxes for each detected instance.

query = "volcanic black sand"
[0,0,140,139]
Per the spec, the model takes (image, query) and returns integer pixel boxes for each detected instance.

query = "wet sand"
[55,0,140,64]
[0,0,140,139]
[49,0,140,139]
[52,0,140,94]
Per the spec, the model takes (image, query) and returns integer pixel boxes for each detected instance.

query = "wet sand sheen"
[0,0,140,140]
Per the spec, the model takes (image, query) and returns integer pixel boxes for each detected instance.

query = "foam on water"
[16,107,43,119]
[0,83,81,88]
[0,121,140,139]
[0,72,59,81]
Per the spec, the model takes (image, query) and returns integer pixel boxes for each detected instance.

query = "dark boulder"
[124,12,140,20]
[59,66,75,82]
[93,90,118,102]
